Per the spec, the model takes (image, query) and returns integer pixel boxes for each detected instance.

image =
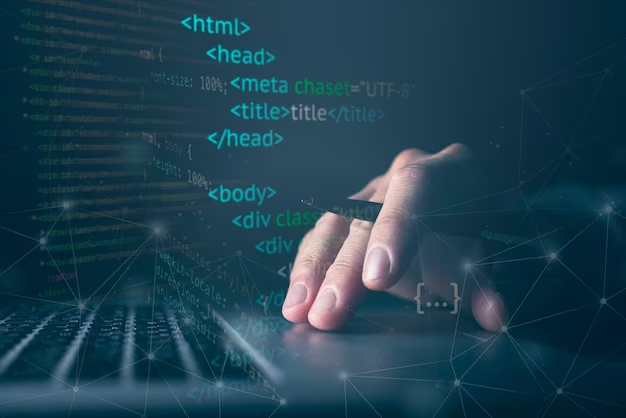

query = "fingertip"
[471,287,508,333]
[281,282,310,324]
[307,288,342,331]
[362,246,393,290]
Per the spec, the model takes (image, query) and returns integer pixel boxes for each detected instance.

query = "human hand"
[281,145,508,332]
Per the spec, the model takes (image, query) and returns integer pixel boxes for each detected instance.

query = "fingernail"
[365,248,391,282]
[283,283,307,310]
[312,288,337,313]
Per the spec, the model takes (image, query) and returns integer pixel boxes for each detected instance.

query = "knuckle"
[393,161,433,183]
[314,212,339,229]
[349,219,373,234]
[443,142,471,158]
[326,260,357,278]
[374,214,413,234]
[392,148,425,167]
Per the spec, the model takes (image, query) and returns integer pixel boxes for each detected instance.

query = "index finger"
[363,144,470,290]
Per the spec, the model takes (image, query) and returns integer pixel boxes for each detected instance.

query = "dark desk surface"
[0,302,624,418]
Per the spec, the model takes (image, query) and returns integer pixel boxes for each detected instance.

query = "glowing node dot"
[434,302,440,307]
[549,252,557,260]
[454,379,460,386]
[519,89,526,96]
[62,201,71,209]
[73,386,79,393]
[148,353,154,360]
[216,381,223,388]
[556,388,563,395]
[78,303,85,310]
[39,238,46,245]
[600,298,607,305]
[236,250,242,256]
[184,317,191,324]
[604,205,613,214]
[464,263,472,271]
[280,399,287,405]
[153,226,162,235]
[339,372,348,380]
[501,325,508,333]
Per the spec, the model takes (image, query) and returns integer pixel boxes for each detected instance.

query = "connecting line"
[460,385,493,418]
[474,223,571,265]
[556,216,600,255]
[0,225,39,242]
[83,308,149,356]
[569,72,609,148]
[78,359,146,389]
[241,255,287,280]
[267,402,283,418]
[44,247,80,303]
[564,391,626,408]
[524,36,626,91]
[539,393,558,418]
[344,378,348,418]
[458,386,467,418]
[152,362,190,418]
[521,194,547,254]
[81,390,145,418]
[461,382,537,396]
[346,378,382,418]
[563,341,626,390]
[184,324,218,382]
[432,385,455,418]
[602,211,610,298]
[507,260,552,326]
[0,389,73,408]
[562,393,598,418]
[19,356,72,389]
[75,208,153,229]
[526,69,607,93]
[45,208,65,238]
[0,206,64,216]
[419,186,520,218]
[67,216,81,302]
[526,95,568,148]
[157,356,280,402]
[556,259,601,299]
[349,375,451,384]
[0,242,41,287]
[91,235,151,314]
[459,333,502,381]
[508,305,589,330]
[85,233,154,303]
[504,333,546,394]
[518,93,525,185]
[239,256,264,315]
[451,333,498,361]
[0,291,77,308]
[416,218,464,258]
[521,152,565,186]
[474,256,548,266]
[348,359,450,377]
[560,305,603,387]
[149,235,161,355]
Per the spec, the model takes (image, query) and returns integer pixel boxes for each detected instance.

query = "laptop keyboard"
[0,303,240,386]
